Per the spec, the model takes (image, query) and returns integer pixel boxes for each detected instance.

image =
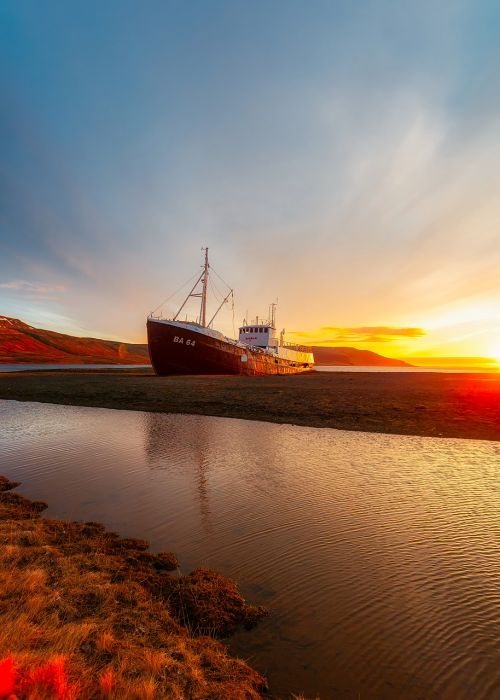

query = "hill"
[0,316,149,364]
[310,345,412,367]
[1,316,411,367]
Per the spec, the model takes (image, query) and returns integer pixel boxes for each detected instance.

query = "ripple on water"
[1,400,499,700]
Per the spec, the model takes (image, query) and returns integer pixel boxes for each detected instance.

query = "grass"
[0,475,268,699]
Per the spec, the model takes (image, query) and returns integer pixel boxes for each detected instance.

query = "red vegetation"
[0,316,149,365]
[0,476,268,699]
[12,656,79,700]
[0,656,16,697]
[98,668,116,695]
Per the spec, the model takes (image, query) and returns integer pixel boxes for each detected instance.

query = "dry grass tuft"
[166,567,268,638]
[0,476,268,698]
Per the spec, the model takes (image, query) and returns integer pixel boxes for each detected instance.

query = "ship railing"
[243,343,277,356]
[148,313,178,321]
[148,314,205,329]
[247,344,266,354]
[281,342,313,353]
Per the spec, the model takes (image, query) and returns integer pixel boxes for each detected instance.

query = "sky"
[1,1,500,365]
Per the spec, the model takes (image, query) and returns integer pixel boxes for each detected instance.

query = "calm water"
[1,363,497,374]
[1,400,499,699]
[316,365,499,373]
[0,364,151,372]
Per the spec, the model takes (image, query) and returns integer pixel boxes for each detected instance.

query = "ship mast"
[170,246,230,327]
[200,247,209,327]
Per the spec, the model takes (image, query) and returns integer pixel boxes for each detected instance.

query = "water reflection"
[1,400,499,700]
[143,412,213,533]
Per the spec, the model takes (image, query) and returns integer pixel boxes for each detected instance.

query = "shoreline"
[0,475,268,698]
[1,369,499,441]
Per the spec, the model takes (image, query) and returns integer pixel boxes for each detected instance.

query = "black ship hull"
[147,319,314,376]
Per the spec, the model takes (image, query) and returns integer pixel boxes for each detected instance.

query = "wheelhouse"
[238,324,275,348]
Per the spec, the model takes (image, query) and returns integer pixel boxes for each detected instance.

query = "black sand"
[1,369,499,441]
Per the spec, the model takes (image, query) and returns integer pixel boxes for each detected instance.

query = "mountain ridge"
[0,316,149,364]
[310,345,412,367]
[0,316,411,366]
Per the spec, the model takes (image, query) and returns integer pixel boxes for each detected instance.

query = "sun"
[486,342,500,363]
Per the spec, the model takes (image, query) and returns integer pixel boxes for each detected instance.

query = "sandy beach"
[1,369,499,441]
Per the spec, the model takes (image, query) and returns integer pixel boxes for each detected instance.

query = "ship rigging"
[147,248,314,376]
[151,247,234,331]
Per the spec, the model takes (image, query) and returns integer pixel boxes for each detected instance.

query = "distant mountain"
[0,316,411,367]
[0,316,149,364]
[310,345,412,367]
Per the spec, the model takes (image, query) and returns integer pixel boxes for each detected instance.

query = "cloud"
[317,327,426,342]
[289,327,427,347]
[0,280,66,295]
[1,2,500,352]
[321,327,425,337]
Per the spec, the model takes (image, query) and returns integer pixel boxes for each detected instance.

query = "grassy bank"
[0,475,268,699]
[1,369,500,440]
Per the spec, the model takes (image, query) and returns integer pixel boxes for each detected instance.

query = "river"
[1,400,498,699]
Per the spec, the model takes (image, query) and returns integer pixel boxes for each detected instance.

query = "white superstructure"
[148,248,315,374]
[238,311,314,366]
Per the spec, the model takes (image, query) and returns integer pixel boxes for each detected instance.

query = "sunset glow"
[486,343,500,363]
[1,7,500,699]
[1,2,500,369]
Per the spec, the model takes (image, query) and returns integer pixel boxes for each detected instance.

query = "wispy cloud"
[1,2,500,352]
[0,280,66,294]
[321,327,425,338]
[0,280,67,302]
[292,327,426,344]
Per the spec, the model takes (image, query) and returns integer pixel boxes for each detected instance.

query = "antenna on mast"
[270,299,278,328]
[200,247,209,327]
